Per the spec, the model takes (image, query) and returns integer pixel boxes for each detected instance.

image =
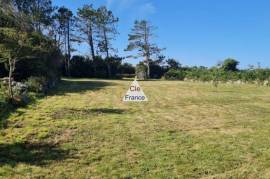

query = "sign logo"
[123,78,148,102]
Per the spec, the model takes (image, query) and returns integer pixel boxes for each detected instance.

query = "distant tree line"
[163,58,270,86]
[68,55,135,78]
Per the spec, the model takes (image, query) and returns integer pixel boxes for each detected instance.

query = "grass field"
[1,79,270,178]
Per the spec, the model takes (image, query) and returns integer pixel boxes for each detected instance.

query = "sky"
[53,0,270,68]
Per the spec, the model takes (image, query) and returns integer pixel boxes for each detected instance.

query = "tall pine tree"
[126,20,163,78]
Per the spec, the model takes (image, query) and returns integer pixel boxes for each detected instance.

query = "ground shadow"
[49,79,115,96]
[0,141,73,167]
[0,104,14,128]
[90,108,126,114]
[52,107,129,120]
[0,97,39,128]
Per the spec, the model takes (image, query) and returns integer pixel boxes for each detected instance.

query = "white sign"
[123,79,148,102]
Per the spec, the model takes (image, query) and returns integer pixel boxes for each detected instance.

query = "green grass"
[1,78,270,178]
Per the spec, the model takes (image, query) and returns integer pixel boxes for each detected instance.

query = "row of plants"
[163,68,270,85]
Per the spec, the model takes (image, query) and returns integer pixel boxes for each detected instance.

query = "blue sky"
[53,0,270,68]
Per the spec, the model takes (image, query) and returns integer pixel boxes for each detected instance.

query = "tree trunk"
[103,28,111,78]
[143,23,150,79]
[64,31,68,75]
[103,28,109,58]
[67,20,71,76]
[8,59,14,100]
[88,24,95,60]
[145,57,150,79]
[36,0,41,32]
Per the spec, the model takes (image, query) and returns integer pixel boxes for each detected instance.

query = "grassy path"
[1,79,270,178]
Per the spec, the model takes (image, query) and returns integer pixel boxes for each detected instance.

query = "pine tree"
[96,6,118,78]
[77,4,97,60]
[126,20,163,78]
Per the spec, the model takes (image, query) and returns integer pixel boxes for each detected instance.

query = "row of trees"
[58,5,163,79]
[68,55,135,78]
[52,5,119,77]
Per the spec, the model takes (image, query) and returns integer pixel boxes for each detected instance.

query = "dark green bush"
[69,55,131,79]
[164,69,186,80]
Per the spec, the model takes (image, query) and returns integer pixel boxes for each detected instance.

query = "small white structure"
[123,78,148,102]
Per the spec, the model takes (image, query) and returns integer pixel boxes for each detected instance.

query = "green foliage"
[0,8,16,28]
[119,63,135,75]
[0,27,62,81]
[221,58,239,71]
[12,0,54,31]
[77,4,97,60]
[136,62,147,80]
[166,66,270,85]
[164,69,186,80]
[149,58,167,79]
[126,20,163,78]
[185,67,212,81]
[166,58,181,69]
[25,76,47,93]
[68,55,129,78]
[0,27,32,61]
[96,6,118,57]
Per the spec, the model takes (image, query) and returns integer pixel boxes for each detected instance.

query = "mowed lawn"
[1,79,270,178]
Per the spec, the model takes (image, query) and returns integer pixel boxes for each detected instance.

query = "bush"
[164,69,186,80]
[150,63,166,79]
[136,62,147,80]
[221,58,239,71]
[25,76,47,93]
[119,63,135,75]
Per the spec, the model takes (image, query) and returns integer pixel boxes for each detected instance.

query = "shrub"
[136,62,147,80]
[164,69,186,80]
[25,76,47,93]
[221,58,239,71]
[119,63,135,75]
